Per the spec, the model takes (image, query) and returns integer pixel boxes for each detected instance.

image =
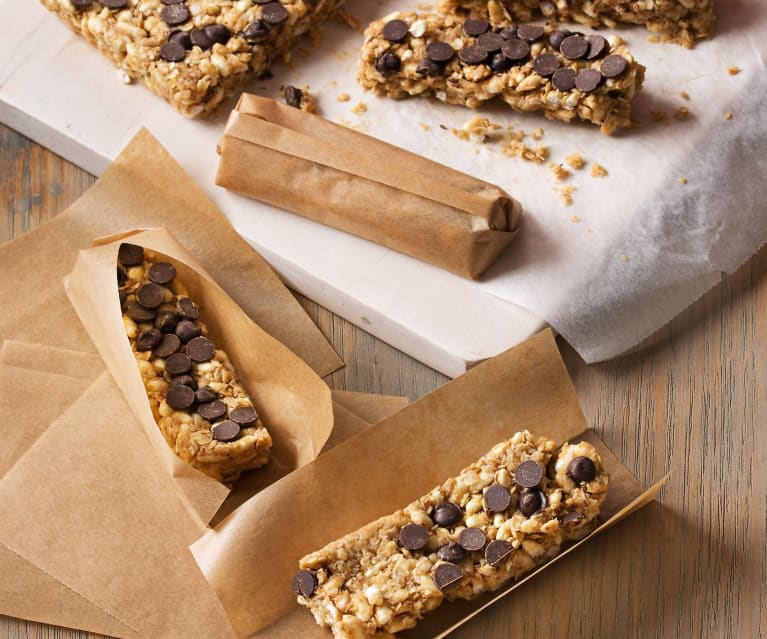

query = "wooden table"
[2,124,765,639]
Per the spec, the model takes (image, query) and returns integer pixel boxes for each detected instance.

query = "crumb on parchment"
[557,185,576,206]
[727,66,741,76]
[351,101,367,114]
[570,215,581,223]
[565,153,586,170]
[337,92,350,102]
[680,90,690,100]
[548,163,571,181]
[591,163,608,178]
[724,112,733,120]
[530,128,544,140]
[650,111,669,123]
[674,106,691,120]
[335,9,363,33]
[679,177,688,184]
[418,122,430,131]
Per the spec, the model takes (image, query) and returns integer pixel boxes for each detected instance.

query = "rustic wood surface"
[1,123,765,639]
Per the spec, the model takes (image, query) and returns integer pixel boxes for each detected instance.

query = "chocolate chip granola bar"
[359,12,644,134]
[40,0,343,117]
[294,430,608,638]
[118,243,272,482]
[437,0,715,48]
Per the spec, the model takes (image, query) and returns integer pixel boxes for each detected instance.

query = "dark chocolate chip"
[437,541,466,563]
[152,333,181,358]
[560,34,589,60]
[186,336,215,362]
[230,405,258,426]
[118,243,144,266]
[477,32,504,53]
[548,29,571,50]
[119,291,128,307]
[261,2,288,25]
[166,384,195,410]
[284,85,302,108]
[434,563,463,591]
[161,3,190,26]
[516,24,544,42]
[162,0,184,4]
[416,58,444,77]
[490,53,512,73]
[175,319,202,342]
[499,25,518,40]
[458,45,488,65]
[154,310,178,333]
[457,527,486,552]
[399,524,429,551]
[212,420,241,442]
[532,52,560,77]
[484,484,512,514]
[575,68,602,92]
[432,501,463,527]
[375,51,401,75]
[204,23,231,45]
[195,386,219,403]
[127,303,156,322]
[552,67,577,91]
[101,0,127,8]
[501,38,530,62]
[463,18,490,37]
[586,34,608,60]
[117,265,126,286]
[559,511,585,525]
[190,28,213,49]
[172,374,197,389]
[135,328,162,352]
[382,19,409,42]
[71,0,93,8]
[515,460,544,488]
[425,41,454,63]
[136,283,164,309]
[165,352,192,376]
[169,29,192,50]
[518,488,547,516]
[485,539,513,567]
[567,456,597,482]
[601,54,628,78]
[291,570,317,598]
[243,20,270,41]
[198,400,227,421]
[148,262,176,284]
[159,41,186,62]
[176,297,200,320]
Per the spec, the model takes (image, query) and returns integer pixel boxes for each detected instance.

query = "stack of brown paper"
[216,95,523,280]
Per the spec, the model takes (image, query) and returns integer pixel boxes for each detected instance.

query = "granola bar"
[437,0,715,48]
[294,430,608,638]
[40,0,343,117]
[359,12,644,135]
[117,243,272,482]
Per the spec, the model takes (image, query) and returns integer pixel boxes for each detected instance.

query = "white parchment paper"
[232,0,767,362]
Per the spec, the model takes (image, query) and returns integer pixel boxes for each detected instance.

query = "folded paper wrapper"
[216,94,522,280]
[191,330,669,639]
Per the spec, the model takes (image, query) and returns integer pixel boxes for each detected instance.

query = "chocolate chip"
[437,541,466,563]
[136,283,164,309]
[532,52,560,77]
[284,85,302,108]
[119,291,128,307]
[243,20,269,41]
[176,297,200,320]
[457,527,486,552]
[101,0,127,8]
[515,460,544,488]
[548,29,571,50]
[165,352,192,376]
[463,18,490,37]
[118,243,144,266]
[432,501,462,527]
[425,41,454,63]
[484,485,512,514]
[117,265,126,286]
[567,456,597,482]
[175,319,202,343]
[159,41,186,62]
[477,32,504,53]
[172,374,196,390]
[126,303,156,322]
[195,386,219,403]
[499,25,518,40]
[261,2,288,25]
[291,570,317,598]
[162,0,184,4]
[212,420,241,442]
[375,51,401,75]
[490,53,512,73]
[198,400,227,421]
[601,54,628,78]
[518,488,547,516]
[485,539,513,567]
[399,524,429,551]
[552,67,576,91]
[152,333,181,358]
[190,28,213,49]
[148,262,176,284]
[382,19,409,42]
[458,45,488,65]
[559,511,585,525]
[154,310,178,333]
[166,384,195,410]
[135,328,162,352]
[71,0,93,8]
[434,563,463,591]
[586,34,608,60]
[560,34,589,60]
[516,24,544,42]
[416,58,444,77]
[575,68,602,92]
[169,30,192,50]
[204,23,231,45]
[230,405,258,425]
[161,3,190,26]
[501,38,529,62]
[186,336,215,362]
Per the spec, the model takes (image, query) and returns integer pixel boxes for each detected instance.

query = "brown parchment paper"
[216,95,522,280]
[190,330,668,638]
[0,128,341,378]
[64,227,335,526]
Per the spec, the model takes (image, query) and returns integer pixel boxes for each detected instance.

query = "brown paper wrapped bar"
[216,95,522,280]
[65,227,335,525]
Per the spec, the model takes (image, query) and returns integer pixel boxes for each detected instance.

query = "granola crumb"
[679,177,688,184]
[351,101,367,114]
[620,255,630,262]
[416,2,432,9]
[727,66,741,76]
[591,163,608,178]
[680,90,690,100]
[335,9,363,34]
[530,127,545,140]
[724,111,733,120]
[648,35,661,43]
[570,215,581,223]
[650,110,669,123]
[565,153,586,170]
[418,122,430,131]
[674,106,691,121]
[556,185,576,206]
[548,162,571,181]
[451,116,500,143]
[336,92,350,102]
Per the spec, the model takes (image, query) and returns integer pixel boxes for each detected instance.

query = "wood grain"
[1,123,764,639]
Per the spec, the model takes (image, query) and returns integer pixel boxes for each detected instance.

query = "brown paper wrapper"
[65,227,335,526]
[216,95,522,280]
[191,330,669,638]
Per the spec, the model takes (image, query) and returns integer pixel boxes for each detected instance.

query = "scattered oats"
[418,122,430,131]
[335,9,363,34]
[337,92,350,102]
[531,128,545,140]
[724,111,733,120]
[650,111,669,123]
[679,177,688,184]
[620,255,630,262]
[680,90,690,100]
[451,116,499,143]
[648,35,661,43]
[556,185,576,206]
[674,106,691,121]
[351,101,367,114]
[591,163,608,178]
[117,69,133,85]
[548,162,571,181]
[727,66,741,76]
[570,215,581,223]
[565,153,586,170]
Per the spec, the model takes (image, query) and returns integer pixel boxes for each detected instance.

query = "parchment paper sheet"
[191,330,667,638]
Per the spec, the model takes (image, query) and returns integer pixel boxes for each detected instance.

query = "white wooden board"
[0,0,545,378]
